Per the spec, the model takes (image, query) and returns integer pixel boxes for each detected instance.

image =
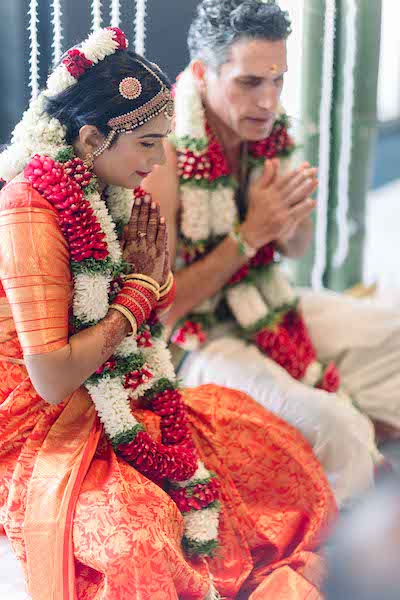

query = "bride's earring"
[83,153,94,170]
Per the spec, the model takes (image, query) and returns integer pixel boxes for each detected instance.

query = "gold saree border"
[24,391,101,600]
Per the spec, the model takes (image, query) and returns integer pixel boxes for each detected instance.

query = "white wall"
[378,0,400,122]
[279,0,305,124]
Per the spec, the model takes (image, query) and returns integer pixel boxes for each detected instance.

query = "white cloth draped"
[179,290,400,507]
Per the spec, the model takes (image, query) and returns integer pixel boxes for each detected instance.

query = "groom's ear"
[191,60,208,94]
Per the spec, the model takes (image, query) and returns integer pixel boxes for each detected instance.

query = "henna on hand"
[99,309,131,360]
[123,198,167,284]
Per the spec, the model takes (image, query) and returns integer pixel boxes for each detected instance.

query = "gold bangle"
[124,273,160,291]
[159,277,174,298]
[160,270,173,289]
[160,271,174,298]
[124,280,160,302]
[110,304,138,337]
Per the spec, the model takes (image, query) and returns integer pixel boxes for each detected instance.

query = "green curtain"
[294,0,382,290]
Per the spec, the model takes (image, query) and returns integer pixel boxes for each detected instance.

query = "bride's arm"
[0,188,165,405]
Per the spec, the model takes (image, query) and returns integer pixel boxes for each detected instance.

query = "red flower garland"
[206,125,231,181]
[24,155,108,262]
[62,49,93,79]
[255,325,308,380]
[169,478,221,513]
[63,157,93,187]
[318,362,341,394]
[175,114,342,395]
[177,125,230,183]
[152,388,192,446]
[229,264,250,286]
[282,310,317,367]
[107,26,128,50]
[62,28,127,81]
[136,329,153,348]
[24,150,220,552]
[250,244,276,268]
[229,243,276,285]
[172,321,207,346]
[249,122,295,159]
[124,366,153,391]
[118,387,198,482]
[119,431,197,481]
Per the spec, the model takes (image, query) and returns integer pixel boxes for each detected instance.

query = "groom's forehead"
[221,38,288,77]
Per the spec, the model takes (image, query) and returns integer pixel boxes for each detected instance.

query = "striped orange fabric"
[0,182,72,355]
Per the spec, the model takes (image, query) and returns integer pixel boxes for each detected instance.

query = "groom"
[144,0,400,505]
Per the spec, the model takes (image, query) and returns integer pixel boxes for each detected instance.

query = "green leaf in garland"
[169,133,209,153]
[144,378,179,400]
[84,178,100,196]
[86,353,146,385]
[55,146,75,163]
[182,534,219,558]
[111,424,146,449]
[241,300,299,337]
[70,256,114,276]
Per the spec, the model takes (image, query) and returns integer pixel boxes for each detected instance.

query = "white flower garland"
[0,28,221,588]
[73,272,110,323]
[107,185,134,228]
[85,191,122,264]
[174,68,296,333]
[226,284,269,329]
[258,264,296,310]
[184,505,220,543]
[173,67,335,392]
[0,28,123,183]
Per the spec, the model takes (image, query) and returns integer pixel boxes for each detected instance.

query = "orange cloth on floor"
[0,181,336,600]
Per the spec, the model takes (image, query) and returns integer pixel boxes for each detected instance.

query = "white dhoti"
[178,290,400,507]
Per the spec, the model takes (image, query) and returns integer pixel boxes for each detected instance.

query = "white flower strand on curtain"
[135,0,147,56]
[51,0,63,65]
[311,0,336,290]
[28,0,40,100]
[91,0,102,31]
[111,0,120,28]
[333,0,358,268]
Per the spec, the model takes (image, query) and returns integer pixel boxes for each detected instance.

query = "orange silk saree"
[0,182,336,600]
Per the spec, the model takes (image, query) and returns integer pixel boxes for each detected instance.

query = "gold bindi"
[270,64,278,74]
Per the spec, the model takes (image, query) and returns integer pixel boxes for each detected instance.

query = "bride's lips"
[136,171,151,178]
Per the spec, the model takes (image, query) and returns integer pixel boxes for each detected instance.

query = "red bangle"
[116,284,156,316]
[122,288,154,316]
[123,282,157,308]
[117,295,147,323]
[114,294,149,327]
